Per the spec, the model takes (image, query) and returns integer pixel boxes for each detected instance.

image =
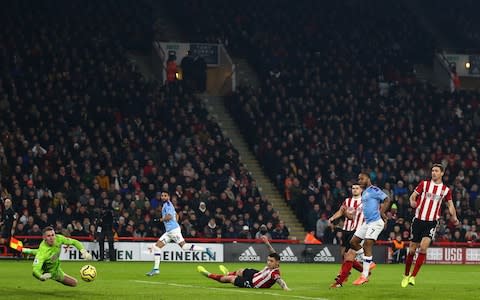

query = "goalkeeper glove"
[40,273,52,281]
[80,249,92,260]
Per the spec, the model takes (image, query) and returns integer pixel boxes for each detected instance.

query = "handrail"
[12,235,300,244]
[436,51,454,79]
[11,235,480,246]
[376,240,480,247]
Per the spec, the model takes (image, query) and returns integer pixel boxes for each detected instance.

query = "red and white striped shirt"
[342,197,364,231]
[252,267,281,288]
[414,180,452,221]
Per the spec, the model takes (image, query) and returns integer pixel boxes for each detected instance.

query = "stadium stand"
[0,0,289,247]
[171,0,480,243]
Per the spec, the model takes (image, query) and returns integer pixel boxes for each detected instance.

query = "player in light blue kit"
[331,172,390,288]
[146,191,214,276]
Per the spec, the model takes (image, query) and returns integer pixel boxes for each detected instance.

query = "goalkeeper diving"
[19,226,92,286]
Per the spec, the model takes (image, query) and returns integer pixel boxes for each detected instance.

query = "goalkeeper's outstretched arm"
[22,248,38,255]
[57,235,92,260]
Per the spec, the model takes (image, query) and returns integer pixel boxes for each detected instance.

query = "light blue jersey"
[362,185,388,223]
[162,200,180,232]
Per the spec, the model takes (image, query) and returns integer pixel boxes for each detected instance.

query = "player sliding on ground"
[146,191,214,276]
[197,236,290,291]
[19,226,92,286]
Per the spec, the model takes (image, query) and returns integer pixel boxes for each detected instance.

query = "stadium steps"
[126,53,157,82]
[232,58,261,90]
[414,64,433,83]
[201,95,306,240]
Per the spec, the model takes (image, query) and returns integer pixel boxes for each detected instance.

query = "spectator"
[255,224,272,239]
[315,214,329,241]
[391,235,406,263]
[238,225,252,239]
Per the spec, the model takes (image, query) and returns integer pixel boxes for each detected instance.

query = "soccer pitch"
[0,261,478,300]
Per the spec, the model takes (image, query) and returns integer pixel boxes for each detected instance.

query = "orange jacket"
[392,239,404,250]
[304,232,322,244]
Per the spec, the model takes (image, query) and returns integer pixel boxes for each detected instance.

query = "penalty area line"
[132,280,328,300]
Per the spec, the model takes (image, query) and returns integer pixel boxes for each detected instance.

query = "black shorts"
[342,230,355,251]
[233,268,258,288]
[411,218,438,243]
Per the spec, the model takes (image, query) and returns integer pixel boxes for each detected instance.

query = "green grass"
[0,260,478,300]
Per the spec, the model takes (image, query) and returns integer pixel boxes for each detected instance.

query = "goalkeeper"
[21,226,92,286]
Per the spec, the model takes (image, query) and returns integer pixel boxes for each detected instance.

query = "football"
[80,264,97,282]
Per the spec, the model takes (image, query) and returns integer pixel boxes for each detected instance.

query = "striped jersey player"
[197,236,290,291]
[402,164,459,288]
[328,184,368,278]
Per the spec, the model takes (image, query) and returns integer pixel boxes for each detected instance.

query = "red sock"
[227,272,236,276]
[208,274,223,282]
[337,260,354,284]
[352,260,363,273]
[411,253,426,277]
[405,253,414,276]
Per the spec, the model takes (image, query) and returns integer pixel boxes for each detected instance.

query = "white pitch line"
[132,280,328,300]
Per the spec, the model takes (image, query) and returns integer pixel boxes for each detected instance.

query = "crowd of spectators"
[0,0,289,249]
[172,0,480,244]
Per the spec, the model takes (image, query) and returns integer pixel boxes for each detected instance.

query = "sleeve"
[444,188,453,202]
[22,248,38,255]
[57,234,85,251]
[32,252,45,279]
[414,181,424,194]
[272,270,281,281]
[377,189,388,202]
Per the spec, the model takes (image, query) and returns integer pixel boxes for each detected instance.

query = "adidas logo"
[279,246,298,262]
[239,246,261,261]
[314,247,335,262]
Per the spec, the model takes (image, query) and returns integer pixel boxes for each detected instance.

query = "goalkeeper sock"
[153,244,161,269]
[181,243,205,251]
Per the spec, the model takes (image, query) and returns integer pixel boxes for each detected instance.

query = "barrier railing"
[376,240,480,247]
[11,235,300,244]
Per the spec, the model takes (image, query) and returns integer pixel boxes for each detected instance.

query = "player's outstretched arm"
[277,278,291,291]
[22,248,38,255]
[260,235,276,254]
[58,235,92,260]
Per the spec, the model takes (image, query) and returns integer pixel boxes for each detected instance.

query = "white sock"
[153,244,161,270]
[181,243,205,251]
[362,255,373,278]
[356,248,364,262]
